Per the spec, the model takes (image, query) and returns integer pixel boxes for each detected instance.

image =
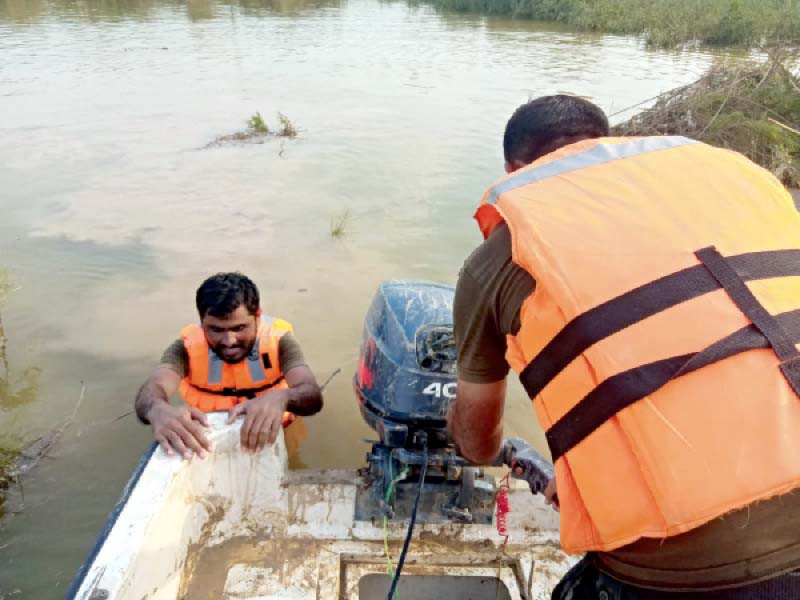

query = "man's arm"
[274,332,323,415]
[284,364,323,416]
[135,363,211,460]
[447,379,506,464]
[135,366,180,424]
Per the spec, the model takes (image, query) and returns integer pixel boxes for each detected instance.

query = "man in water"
[449,95,800,597]
[135,272,322,458]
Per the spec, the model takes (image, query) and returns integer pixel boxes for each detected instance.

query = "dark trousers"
[552,556,800,600]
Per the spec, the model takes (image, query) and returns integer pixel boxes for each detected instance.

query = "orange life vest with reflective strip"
[475,136,800,554]
[178,316,295,427]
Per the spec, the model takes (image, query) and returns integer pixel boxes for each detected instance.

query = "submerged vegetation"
[0,271,28,517]
[207,111,299,147]
[0,428,22,518]
[1,269,16,513]
[0,441,20,517]
[0,271,40,412]
[420,0,800,47]
[330,209,351,238]
[613,54,800,187]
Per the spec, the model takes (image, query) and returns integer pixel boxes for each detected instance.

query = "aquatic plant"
[0,271,40,412]
[247,111,269,134]
[207,111,299,147]
[330,209,351,238]
[0,456,18,517]
[0,430,21,510]
[0,270,15,507]
[277,112,298,138]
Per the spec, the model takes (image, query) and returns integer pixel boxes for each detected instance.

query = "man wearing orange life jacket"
[447,95,800,598]
[135,272,322,459]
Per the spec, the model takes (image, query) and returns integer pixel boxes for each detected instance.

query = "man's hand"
[136,366,208,460]
[226,389,288,452]
[544,478,560,512]
[148,402,211,460]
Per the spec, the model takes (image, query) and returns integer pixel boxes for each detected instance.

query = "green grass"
[247,111,269,134]
[330,209,351,238]
[208,111,299,147]
[277,112,298,138]
[420,0,800,47]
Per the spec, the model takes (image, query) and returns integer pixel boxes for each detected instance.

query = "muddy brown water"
[0,1,718,596]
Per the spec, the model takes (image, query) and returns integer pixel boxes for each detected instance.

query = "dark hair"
[503,95,609,165]
[196,272,260,318]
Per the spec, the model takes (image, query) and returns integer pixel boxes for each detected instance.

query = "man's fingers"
[267,415,281,447]
[182,417,211,454]
[248,414,266,451]
[544,478,559,511]
[189,406,209,427]
[255,427,269,452]
[240,413,255,452]
[165,431,191,460]
[155,434,174,457]
[227,402,247,425]
[544,478,557,498]
[175,423,207,459]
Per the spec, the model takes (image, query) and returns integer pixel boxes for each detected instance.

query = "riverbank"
[417,0,800,47]
[612,56,800,187]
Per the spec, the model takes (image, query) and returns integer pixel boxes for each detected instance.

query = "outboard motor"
[354,281,496,524]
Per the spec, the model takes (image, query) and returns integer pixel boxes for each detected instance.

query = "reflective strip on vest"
[545,298,800,461]
[520,249,800,402]
[486,136,698,205]
[208,348,223,384]
[246,342,267,382]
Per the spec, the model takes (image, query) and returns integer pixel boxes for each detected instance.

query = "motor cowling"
[355,280,457,449]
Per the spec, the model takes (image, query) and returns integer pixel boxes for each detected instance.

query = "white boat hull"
[68,413,572,600]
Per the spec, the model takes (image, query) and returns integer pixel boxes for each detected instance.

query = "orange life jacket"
[178,316,295,427]
[475,136,800,554]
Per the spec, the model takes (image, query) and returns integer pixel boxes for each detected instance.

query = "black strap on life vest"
[523,247,800,461]
[519,249,800,401]
[696,246,800,396]
[546,307,800,460]
[189,376,286,399]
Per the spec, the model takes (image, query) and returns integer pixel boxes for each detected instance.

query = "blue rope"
[385,443,428,600]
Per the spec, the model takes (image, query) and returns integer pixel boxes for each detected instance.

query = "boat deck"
[179,469,569,599]
[71,415,571,600]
